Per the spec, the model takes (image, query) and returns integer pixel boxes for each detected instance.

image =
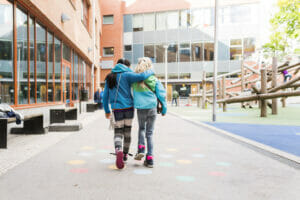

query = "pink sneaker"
[115,149,124,169]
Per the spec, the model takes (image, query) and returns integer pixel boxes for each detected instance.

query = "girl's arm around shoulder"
[155,80,167,115]
[125,69,154,84]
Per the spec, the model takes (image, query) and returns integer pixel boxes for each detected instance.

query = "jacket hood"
[111,64,133,73]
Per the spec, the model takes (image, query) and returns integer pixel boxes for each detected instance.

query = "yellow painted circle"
[67,160,86,165]
[81,146,94,150]
[176,160,192,164]
[108,164,126,170]
[166,148,178,152]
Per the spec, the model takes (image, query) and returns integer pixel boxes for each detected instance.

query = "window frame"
[103,47,114,57]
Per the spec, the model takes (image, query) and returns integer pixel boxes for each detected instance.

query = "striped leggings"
[113,109,134,154]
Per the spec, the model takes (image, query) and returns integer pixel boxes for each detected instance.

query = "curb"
[169,112,300,168]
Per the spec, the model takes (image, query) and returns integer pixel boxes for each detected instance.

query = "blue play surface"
[205,122,300,157]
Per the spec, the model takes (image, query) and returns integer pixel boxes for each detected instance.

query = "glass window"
[155,44,165,63]
[230,47,242,60]
[81,0,89,29]
[219,7,230,25]
[191,9,202,28]
[243,37,255,58]
[133,14,143,32]
[168,44,178,63]
[36,22,47,103]
[16,7,28,105]
[230,5,251,24]
[179,10,191,28]
[63,43,71,61]
[29,17,35,104]
[143,13,155,31]
[204,43,214,61]
[73,53,79,100]
[103,15,113,24]
[230,39,242,46]
[0,1,14,104]
[48,32,54,102]
[54,37,61,102]
[192,43,203,61]
[124,45,132,51]
[156,12,167,31]
[103,47,114,57]
[144,45,155,62]
[167,11,179,29]
[179,43,191,62]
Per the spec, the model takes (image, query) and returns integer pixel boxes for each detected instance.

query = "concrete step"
[49,121,83,132]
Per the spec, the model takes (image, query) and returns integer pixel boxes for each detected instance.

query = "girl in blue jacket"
[132,57,167,168]
[103,58,154,169]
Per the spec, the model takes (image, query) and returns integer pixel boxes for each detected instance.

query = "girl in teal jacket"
[132,57,167,168]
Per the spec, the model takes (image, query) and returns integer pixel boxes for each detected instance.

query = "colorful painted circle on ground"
[78,152,94,157]
[192,154,205,158]
[176,160,192,164]
[100,158,115,164]
[166,148,178,152]
[81,146,95,150]
[159,154,174,158]
[216,162,231,167]
[108,165,119,170]
[159,162,175,167]
[176,176,195,182]
[67,160,86,165]
[133,169,152,175]
[209,171,226,177]
[70,168,89,174]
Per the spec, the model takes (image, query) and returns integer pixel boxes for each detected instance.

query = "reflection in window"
[230,39,242,46]
[36,22,46,103]
[230,47,242,60]
[73,53,79,100]
[48,32,54,102]
[179,10,191,28]
[179,43,191,62]
[103,15,113,24]
[63,43,71,61]
[204,43,214,61]
[144,45,155,63]
[55,37,61,102]
[143,13,155,31]
[156,12,167,31]
[192,43,203,61]
[81,0,89,29]
[168,44,178,63]
[243,37,255,58]
[29,17,35,103]
[124,45,132,51]
[133,14,143,32]
[17,7,28,105]
[0,2,14,104]
[155,44,165,63]
[230,5,251,23]
[167,11,179,29]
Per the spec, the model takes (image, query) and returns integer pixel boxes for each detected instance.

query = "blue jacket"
[103,64,154,114]
[132,75,167,115]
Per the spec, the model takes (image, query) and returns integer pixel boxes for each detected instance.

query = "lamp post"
[213,0,219,122]
[163,44,168,101]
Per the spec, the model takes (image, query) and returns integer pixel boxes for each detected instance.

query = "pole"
[271,56,278,114]
[212,0,218,122]
[260,68,267,117]
[164,45,168,101]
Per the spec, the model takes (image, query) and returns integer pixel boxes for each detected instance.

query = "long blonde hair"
[135,57,153,88]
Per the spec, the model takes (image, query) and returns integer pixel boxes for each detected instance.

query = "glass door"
[62,62,72,104]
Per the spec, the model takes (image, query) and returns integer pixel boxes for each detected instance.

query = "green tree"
[263,0,300,57]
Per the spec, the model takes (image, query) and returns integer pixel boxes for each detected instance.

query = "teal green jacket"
[132,75,167,115]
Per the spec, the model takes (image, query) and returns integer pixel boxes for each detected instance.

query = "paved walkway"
[0,110,299,200]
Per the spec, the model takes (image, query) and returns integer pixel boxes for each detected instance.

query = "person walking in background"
[172,90,179,106]
[103,58,154,169]
[94,88,102,109]
[132,57,167,168]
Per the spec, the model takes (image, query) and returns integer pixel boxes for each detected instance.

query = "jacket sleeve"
[103,81,111,114]
[155,80,167,115]
[126,69,154,84]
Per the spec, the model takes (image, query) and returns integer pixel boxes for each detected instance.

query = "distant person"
[100,89,104,109]
[94,88,102,109]
[103,58,154,169]
[172,90,179,106]
[282,69,292,82]
[132,57,167,168]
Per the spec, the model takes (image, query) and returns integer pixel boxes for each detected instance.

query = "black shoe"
[123,153,128,162]
[144,155,154,168]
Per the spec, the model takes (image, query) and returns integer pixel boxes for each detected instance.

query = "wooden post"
[222,76,227,112]
[202,71,206,109]
[271,57,278,114]
[241,58,245,108]
[261,69,267,117]
[218,79,222,108]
